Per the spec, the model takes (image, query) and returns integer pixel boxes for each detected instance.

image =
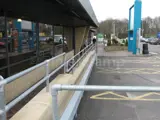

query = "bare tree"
[99,17,160,38]
[98,18,128,39]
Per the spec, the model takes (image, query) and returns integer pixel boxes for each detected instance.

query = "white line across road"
[150,52,158,55]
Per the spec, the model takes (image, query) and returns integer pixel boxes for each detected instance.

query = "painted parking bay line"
[150,52,158,55]
[97,68,160,74]
[97,70,155,74]
[90,92,160,101]
[153,65,160,67]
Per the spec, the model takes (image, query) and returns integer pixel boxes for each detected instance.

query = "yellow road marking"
[97,68,124,73]
[134,92,160,99]
[98,59,160,64]
[97,67,160,74]
[124,68,146,74]
[90,92,160,101]
[97,67,160,71]
[91,97,160,101]
[153,65,160,67]
[97,70,160,74]
[152,70,160,74]
[90,91,128,99]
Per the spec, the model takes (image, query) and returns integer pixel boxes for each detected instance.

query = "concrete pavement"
[76,44,160,120]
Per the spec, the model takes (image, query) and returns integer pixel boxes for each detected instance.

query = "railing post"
[66,61,69,73]
[84,46,86,55]
[95,42,98,66]
[84,47,86,57]
[82,49,85,60]
[51,89,59,120]
[0,76,6,120]
[71,59,74,74]
[46,60,50,92]
[63,53,66,74]
[77,53,80,67]
[72,58,75,73]
[71,68,74,74]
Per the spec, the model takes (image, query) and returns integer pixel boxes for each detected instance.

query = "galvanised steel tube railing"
[51,84,160,120]
[0,76,5,120]
[0,42,95,120]
[0,44,62,76]
[66,43,94,73]
[0,53,65,86]
[0,61,47,86]
[0,53,66,120]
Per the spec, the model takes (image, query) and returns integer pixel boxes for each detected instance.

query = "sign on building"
[21,20,32,30]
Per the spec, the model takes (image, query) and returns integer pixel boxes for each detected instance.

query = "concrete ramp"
[10,50,95,120]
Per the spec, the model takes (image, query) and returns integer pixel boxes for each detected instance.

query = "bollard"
[142,44,149,54]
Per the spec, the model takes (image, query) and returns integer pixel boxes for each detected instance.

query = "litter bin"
[142,44,149,54]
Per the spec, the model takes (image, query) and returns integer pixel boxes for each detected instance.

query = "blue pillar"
[133,0,142,54]
[128,0,142,54]
[14,20,22,53]
[129,32,134,51]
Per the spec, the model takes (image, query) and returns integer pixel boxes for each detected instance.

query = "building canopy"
[0,0,98,27]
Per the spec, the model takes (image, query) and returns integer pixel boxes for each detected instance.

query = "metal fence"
[0,43,94,120]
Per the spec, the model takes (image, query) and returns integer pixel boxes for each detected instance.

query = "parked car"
[149,38,160,45]
[39,35,67,45]
[146,38,153,43]
[54,35,67,45]
[140,37,148,42]
[39,36,50,42]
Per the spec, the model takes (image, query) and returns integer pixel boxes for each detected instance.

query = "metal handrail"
[0,43,95,120]
[0,43,60,76]
[0,76,5,120]
[0,53,65,86]
[67,43,93,63]
[66,43,94,73]
[0,53,65,120]
[67,45,94,73]
[0,61,47,86]
[0,56,37,71]
[51,84,160,120]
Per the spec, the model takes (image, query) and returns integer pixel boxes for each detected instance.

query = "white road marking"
[150,52,158,55]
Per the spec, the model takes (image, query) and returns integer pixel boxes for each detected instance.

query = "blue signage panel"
[157,32,160,38]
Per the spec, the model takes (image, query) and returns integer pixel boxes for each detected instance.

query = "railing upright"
[46,60,50,92]
[0,76,6,120]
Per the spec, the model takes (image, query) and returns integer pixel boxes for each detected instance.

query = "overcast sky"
[90,0,160,22]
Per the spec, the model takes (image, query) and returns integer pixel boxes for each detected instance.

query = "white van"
[54,35,67,44]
